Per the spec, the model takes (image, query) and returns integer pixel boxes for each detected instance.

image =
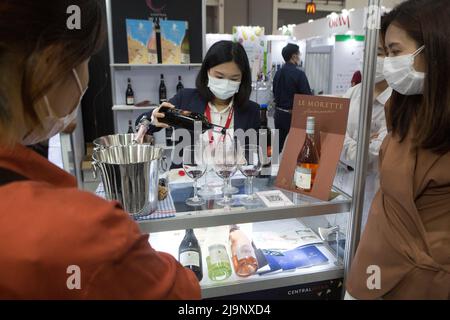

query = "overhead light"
[308,19,314,23]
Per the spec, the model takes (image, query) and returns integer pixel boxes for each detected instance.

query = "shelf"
[201,253,343,299]
[149,223,344,299]
[137,177,351,234]
[111,63,202,69]
[112,104,158,111]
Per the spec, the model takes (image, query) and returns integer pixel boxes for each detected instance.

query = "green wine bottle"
[206,244,232,281]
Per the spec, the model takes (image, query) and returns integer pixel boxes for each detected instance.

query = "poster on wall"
[331,35,365,95]
[160,20,190,64]
[232,26,266,81]
[126,19,158,64]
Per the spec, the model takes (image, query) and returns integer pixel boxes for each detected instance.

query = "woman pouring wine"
[136,40,261,146]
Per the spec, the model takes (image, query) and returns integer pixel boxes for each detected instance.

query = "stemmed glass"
[183,145,207,206]
[213,135,238,207]
[239,145,263,205]
[220,130,240,195]
[198,130,220,198]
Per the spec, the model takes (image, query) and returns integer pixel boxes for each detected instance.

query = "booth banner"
[232,26,266,81]
[275,95,350,201]
[331,35,365,95]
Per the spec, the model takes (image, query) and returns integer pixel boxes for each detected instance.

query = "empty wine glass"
[219,130,240,195]
[198,130,220,198]
[213,136,238,207]
[239,145,263,205]
[183,145,207,206]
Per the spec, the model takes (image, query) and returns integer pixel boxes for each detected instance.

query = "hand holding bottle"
[151,102,175,128]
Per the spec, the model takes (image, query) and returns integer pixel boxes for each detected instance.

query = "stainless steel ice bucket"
[93,133,154,151]
[92,145,162,217]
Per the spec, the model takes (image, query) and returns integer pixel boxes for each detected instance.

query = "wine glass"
[197,130,220,198]
[239,145,263,205]
[219,130,240,195]
[183,145,207,206]
[213,136,238,207]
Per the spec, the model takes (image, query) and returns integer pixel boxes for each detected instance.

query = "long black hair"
[196,40,252,109]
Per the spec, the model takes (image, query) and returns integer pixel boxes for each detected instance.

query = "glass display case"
[136,171,350,299]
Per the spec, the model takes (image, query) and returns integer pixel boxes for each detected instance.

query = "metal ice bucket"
[92,145,162,217]
[93,133,154,151]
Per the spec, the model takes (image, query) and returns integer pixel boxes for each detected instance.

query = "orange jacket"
[0,144,201,299]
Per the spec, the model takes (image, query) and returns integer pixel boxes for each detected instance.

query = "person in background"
[346,0,450,300]
[351,70,362,87]
[137,40,260,142]
[273,43,312,153]
[332,30,392,233]
[0,0,200,299]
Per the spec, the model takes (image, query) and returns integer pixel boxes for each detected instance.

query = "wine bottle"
[158,106,226,134]
[127,120,134,134]
[294,116,320,192]
[176,76,184,94]
[229,224,258,277]
[259,104,272,177]
[159,74,167,104]
[181,22,190,64]
[155,18,162,64]
[178,229,203,281]
[126,78,134,106]
[206,244,232,281]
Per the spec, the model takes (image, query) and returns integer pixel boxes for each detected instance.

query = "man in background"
[273,43,312,153]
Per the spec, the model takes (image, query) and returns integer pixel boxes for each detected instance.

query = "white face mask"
[375,57,385,83]
[383,45,425,95]
[207,74,241,100]
[23,68,87,145]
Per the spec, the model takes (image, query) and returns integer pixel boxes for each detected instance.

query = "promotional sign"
[275,95,350,201]
[232,26,266,81]
[331,35,365,95]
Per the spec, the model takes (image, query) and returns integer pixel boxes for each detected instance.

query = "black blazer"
[136,88,261,134]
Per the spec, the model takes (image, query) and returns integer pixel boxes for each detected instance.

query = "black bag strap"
[0,167,28,186]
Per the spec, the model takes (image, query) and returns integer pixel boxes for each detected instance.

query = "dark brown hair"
[381,0,450,154]
[0,0,105,142]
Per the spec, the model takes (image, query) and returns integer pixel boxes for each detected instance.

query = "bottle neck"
[186,229,194,236]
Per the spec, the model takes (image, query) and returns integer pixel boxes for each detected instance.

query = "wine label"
[208,245,229,265]
[295,167,312,190]
[180,251,200,267]
[236,244,255,261]
[127,97,134,105]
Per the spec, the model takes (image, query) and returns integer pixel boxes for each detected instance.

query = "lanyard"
[204,103,234,144]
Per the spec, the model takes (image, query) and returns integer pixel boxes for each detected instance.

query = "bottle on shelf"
[158,105,226,135]
[155,18,162,64]
[176,76,184,94]
[181,22,190,64]
[294,116,320,192]
[259,104,272,177]
[229,224,258,277]
[125,78,134,106]
[127,120,134,134]
[206,244,232,281]
[159,74,167,104]
[178,229,203,281]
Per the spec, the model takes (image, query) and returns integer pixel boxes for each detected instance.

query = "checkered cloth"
[95,183,176,220]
